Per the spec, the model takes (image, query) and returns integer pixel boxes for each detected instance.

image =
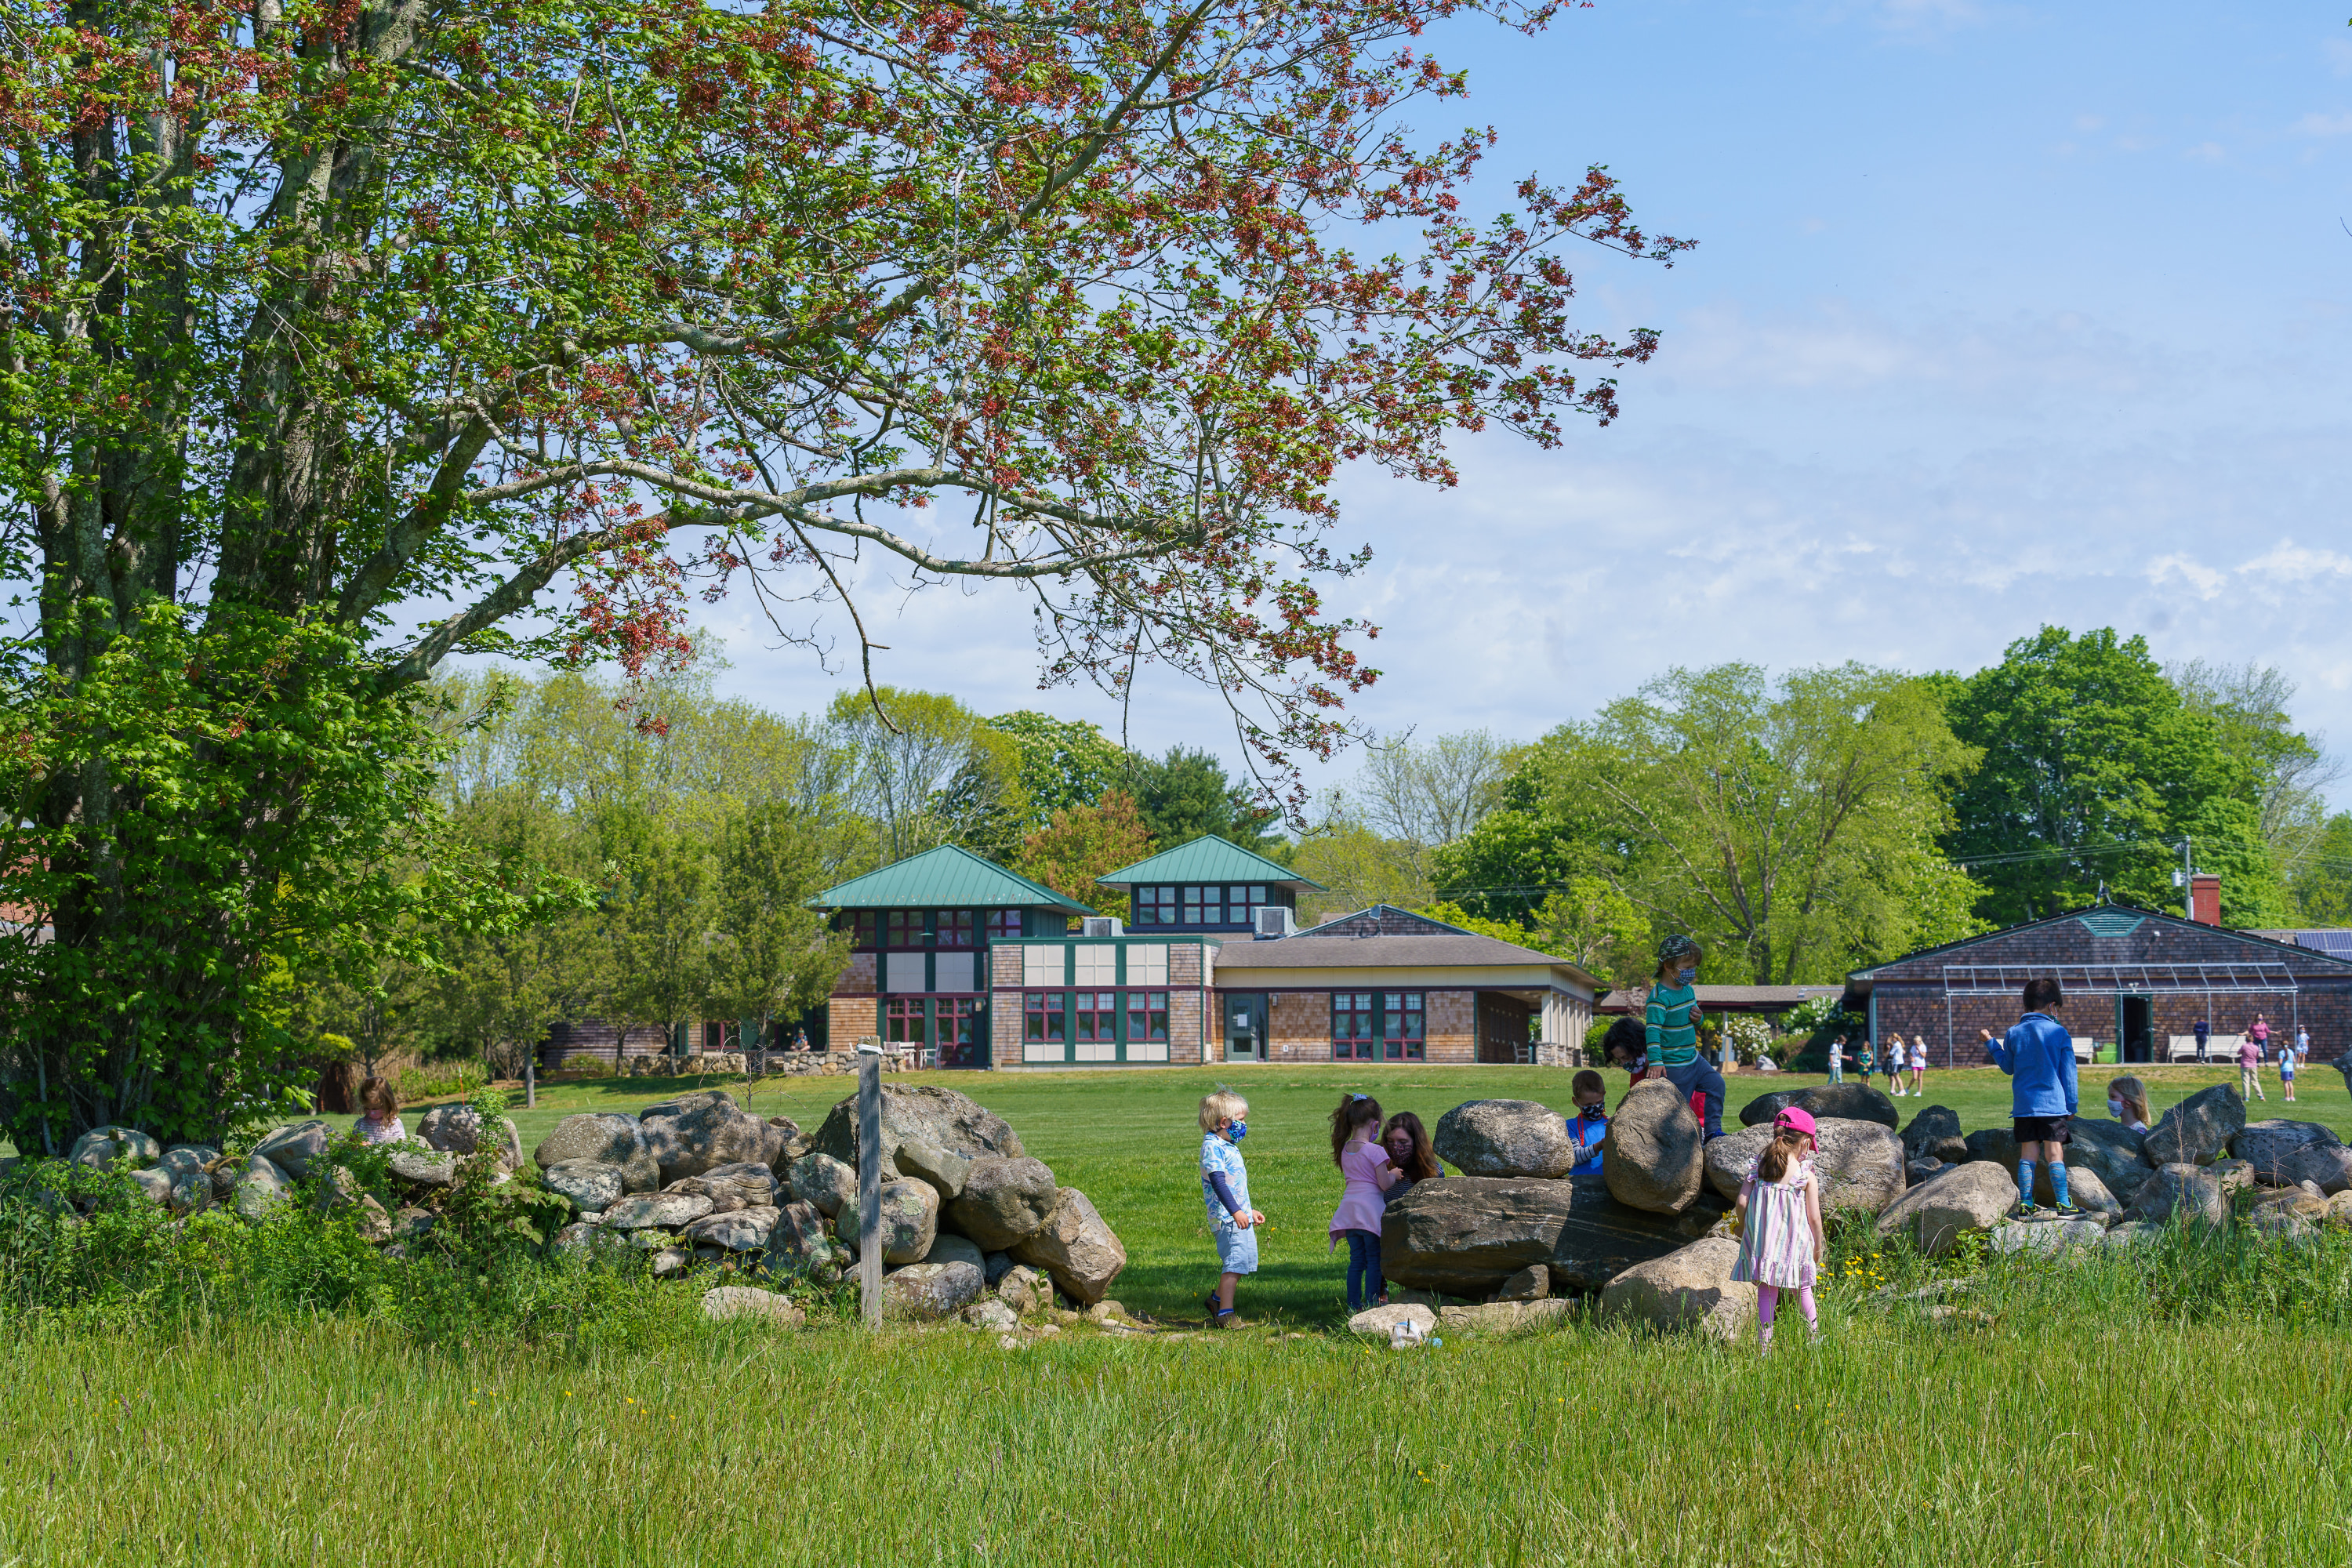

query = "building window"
[937,911,975,948]
[987,909,1024,940]
[886,911,924,947]
[886,997,927,1044]
[939,998,985,1067]
[1181,884,1212,924]
[1125,991,1169,1043]
[1023,993,1065,1043]
[1229,885,1269,924]
[1075,991,1117,1043]
[1381,992,1426,1062]
[1134,887,1176,927]
[842,911,879,947]
[1332,992,1375,1061]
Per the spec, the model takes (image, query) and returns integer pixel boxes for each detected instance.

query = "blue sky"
[688,1,2352,808]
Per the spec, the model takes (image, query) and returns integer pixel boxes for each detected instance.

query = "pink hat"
[1773,1105,1818,1137]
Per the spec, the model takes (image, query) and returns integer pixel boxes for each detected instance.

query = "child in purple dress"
[1327,1093,1396,1312]
[1730,1106,1826,1352]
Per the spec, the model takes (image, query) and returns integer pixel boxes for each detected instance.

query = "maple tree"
[0,0,1683,1138]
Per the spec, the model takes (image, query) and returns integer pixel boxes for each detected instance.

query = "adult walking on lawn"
[2238,1030,2267,1103]
[1646,935,1726,1138]
[1979,976,2081,1219]
[2193,1017,2210,1065]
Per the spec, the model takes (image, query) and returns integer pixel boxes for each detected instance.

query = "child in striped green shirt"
[1646,934,1726,1138]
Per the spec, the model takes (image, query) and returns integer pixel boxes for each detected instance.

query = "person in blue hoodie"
[1979,977,2081,1218]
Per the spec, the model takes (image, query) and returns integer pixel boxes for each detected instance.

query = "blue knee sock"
[2017,1160,2035,1206]
[2049,1161,2071,1208]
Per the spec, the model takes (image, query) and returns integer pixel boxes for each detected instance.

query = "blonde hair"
[1756,1126,1812,1185]
[2110,1075,2151,1128]
[358,1076,399,1116]
[1199,1090,1247,1133]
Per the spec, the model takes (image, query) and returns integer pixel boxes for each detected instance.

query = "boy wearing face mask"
[1566,1070,1610,1174]
[1646,935,1726,1138]
[1199,1091,1264,1328]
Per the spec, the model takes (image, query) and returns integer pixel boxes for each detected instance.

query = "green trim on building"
[1094,835,1321,891]
[808,844,1091,913]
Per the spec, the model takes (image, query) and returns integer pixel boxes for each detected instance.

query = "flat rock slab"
[1347,1303,1438,1337]
[1990,1218,2108,1255]
[1381,1174,1729,1298]
[702,1286,806,1328]
[1438,1298,1574,1334]
[683,1207,782,1252]
[1740,1084,1899,1131]
[601,1192,715,1231]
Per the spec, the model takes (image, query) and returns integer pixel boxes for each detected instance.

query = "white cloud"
[2145,553,2228,600]
[2295,111,2352,136]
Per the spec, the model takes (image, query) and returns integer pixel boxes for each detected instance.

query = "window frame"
[1381,991,1427,1062]
[1023,992,1066,1044]
[885,910,926,949]
[1331,990,1376,1062]
[885,997,927,1044]
[936,910,975,949]
[1124,990,1170,1044]
[986,909,1025,940]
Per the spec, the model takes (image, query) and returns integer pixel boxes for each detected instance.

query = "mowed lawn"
[479,1060,2352,1325]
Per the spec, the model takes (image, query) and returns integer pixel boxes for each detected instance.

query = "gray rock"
[1701,1117,1904,1216]
[811,1084,1024,1176]
[786,1152,858,1219]
[650,1247,691,1278]
[2209,1158,2256,1195]
[699,1160,782,1203]
[68,1126,163,1172]
[2038,1163,2122,1214]
[1599,1237,1756,1341]
[996,1263,1049,1316]
[2144,1085,2246,1167]
[924,1232,986,1272]
[761,1200,839,1276]
[416,1105,524,1169]
[1907,1158,1953,1186]
[843,1178,939,1266]
[1740,1083,1900,1130]
[1874,1162,2019,1257]
[1899,1105,1968,1164]
[964,1298,1022,1330]
[129,1167,173,1204]
[230,1155,293,1219]
[1434,1100,1581,1179]
[533,1114,659,1193]
[639,1091,784,1185]
[158,1145,217,1179]
[601,1192,715,1230]
[166,1167,212,1217]
[1990,1218,2107,1255]
[683,1206,782,1252]
[2102,1220,2161,1248]
[2278,1143,2352,1196]
[882,1260,985,1319]
[1496,1265,1550,1301]
[2128,1163,2228,1228]
[1381,1174,1730,1298]
[554,1220,608,1254]
[2228,1120,2342,1181]
[1437,1298,1575,1334]
[1348,1302,1438,1337]
[944,1156,1060,1250]
[1006,1187,1127,1307]
[1602,1079,1706,1214]
[252,1120,334,1179]
[2063,1120,2155,1190]
[895,1138,972,1200]
[983,1250,1014,1287]
[542,1160,626,1212]
[388,1148,458,1187]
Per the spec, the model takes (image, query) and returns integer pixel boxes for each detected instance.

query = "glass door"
[1224,993,1268,1061]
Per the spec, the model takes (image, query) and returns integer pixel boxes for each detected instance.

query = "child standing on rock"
[1980,976,2082,1218]
[1327,1093,1396,1312]
[1730,1106,1825,1352]
[1199,1091,1264,1328]
[1646,935,1726,1138]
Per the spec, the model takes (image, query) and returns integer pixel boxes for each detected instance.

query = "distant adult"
[2238,1029,2266,1104]
[2249,1013,2271,1063]
[1980,976,2080,1218]
[2193,1018,2210,1065]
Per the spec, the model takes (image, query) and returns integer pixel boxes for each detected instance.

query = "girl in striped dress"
[1730,1106,1827,1352]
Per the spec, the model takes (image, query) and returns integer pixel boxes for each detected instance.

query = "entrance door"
[2116,995,2153,1064]
[1224,993,1269,1061]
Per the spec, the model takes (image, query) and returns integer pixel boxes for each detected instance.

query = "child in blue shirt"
[1566,1069,1609,1174]
[1199,1090,1264,1328]
[1980,975,2081,1218]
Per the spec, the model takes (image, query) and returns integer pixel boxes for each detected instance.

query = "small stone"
[1348,1302,1438,1337]
[965,1298,1020,1330]
[702,1285,807,1328]
[1496,1265,1550,1301]
[602,1192,714,1230]
[982,1250,1014,1287]
[650,1246,691,1277]
[389,1149,458,1187]
[881,1260,985,1319]
[895,1138,973,1200]
[541,1160,626,1211]
[995,1263,1047,1316]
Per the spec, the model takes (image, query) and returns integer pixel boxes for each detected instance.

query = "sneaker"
[1212,1308,1244,1330]
[2012,1200,2042,1218]
[2050,1202,2084,1218]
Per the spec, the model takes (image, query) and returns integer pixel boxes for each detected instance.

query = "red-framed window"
[886,998,926,1044]
[1124,991,1169,1044]
[842,911,879,947]
[1023,993,1065,1044]
[885,911,924,947]
[1332,992,1376,1061]
[939,998,985,1067]
[937,910,975,948]
[987,909,1025,940]
[1134,887,1177,927]
[1180,885,1218,924]
[1229,884,1269,924]
[1075,991,1116,1044]
[1381,992,1426,1062]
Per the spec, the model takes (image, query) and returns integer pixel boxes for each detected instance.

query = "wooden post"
[524,1059,536,1109]
[858,1054,883,1330]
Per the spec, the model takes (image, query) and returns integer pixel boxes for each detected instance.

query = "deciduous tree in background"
[1018,790,1155,922]
[705,801,852,1051]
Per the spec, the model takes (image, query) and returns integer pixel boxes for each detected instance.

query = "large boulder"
[702,1286,805,1329]
[416,1105,524,1170]
[387,1149,458,1187]
[252,1120,334,1179]
[69,1126,163,1172]
[924,1232,987,1272]
[894,1138,972,1200]
[1599,1237,1756,1342]
[881,1260,985,1319]
[682,1206,782,1253]
[1007,1187,1127,1307]
[2227,1120,2342,1181]
[639,1091,784,1185]
[786,1152,857,1219]
[231,1155,293,1219]
[1874,1163,2018,1257]
[1602,1080,1706,1214]
[842,1178,938,1266]
[129,1167,175,1205]
[667,1162,779,1211]
[2143,1085,2245,1167]
[943,1156,1059,1250]
[600,1192,715,1231]
[1381,1174,1730,1298]
[2278,1143,2352,1196]
[762,1200,840,1277]
[1433,1100,1581,1179]
[1899,1105,1968,1165]
[1740,1083,1899,1131]
[810,1084,1024,1178]
[2129,1163,2228,1228]
[533,1114,660,1194]
[1701,1118,1904,1215]
[1966,1120,2152,1198]
[158,1144,216,1179]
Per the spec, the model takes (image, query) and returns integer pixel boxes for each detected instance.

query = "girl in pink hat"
[1730,1106,1828,1351]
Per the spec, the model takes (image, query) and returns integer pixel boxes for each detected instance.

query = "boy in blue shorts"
[1983,976,2080,1218]
[1199,1090,1264,1328]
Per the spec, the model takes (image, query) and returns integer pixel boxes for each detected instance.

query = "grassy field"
[476,1060,2352,1324]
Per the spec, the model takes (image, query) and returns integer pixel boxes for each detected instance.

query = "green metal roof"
[808,844,1091,912]
[1094,835,1322,891]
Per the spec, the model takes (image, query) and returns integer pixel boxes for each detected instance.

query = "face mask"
[2108,1098,2126,1119]
[1222,1121,1248,1143]
[1675,967,1695,985]
[1578,1105,1607,1121]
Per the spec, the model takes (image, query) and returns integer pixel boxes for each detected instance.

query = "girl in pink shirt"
[1328,1093,1397,1312]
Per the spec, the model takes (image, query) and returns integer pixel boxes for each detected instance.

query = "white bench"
[2167,1033,2243,1063]
[2071,1036,2096,1064]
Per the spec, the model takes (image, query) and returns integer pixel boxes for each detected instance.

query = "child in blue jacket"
[1980,976,2080,1218]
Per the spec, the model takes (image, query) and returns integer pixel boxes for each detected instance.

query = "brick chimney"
[2190,873,2221,926]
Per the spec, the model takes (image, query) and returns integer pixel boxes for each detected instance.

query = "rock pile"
[586,1051,915,1080]
[543,1084,1126,1321]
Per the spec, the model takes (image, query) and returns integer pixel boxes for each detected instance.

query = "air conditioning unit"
[1254,906,1296,939]
[1082,916,1123,938]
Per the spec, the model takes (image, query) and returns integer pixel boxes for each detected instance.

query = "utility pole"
[2179,837,2194,920]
